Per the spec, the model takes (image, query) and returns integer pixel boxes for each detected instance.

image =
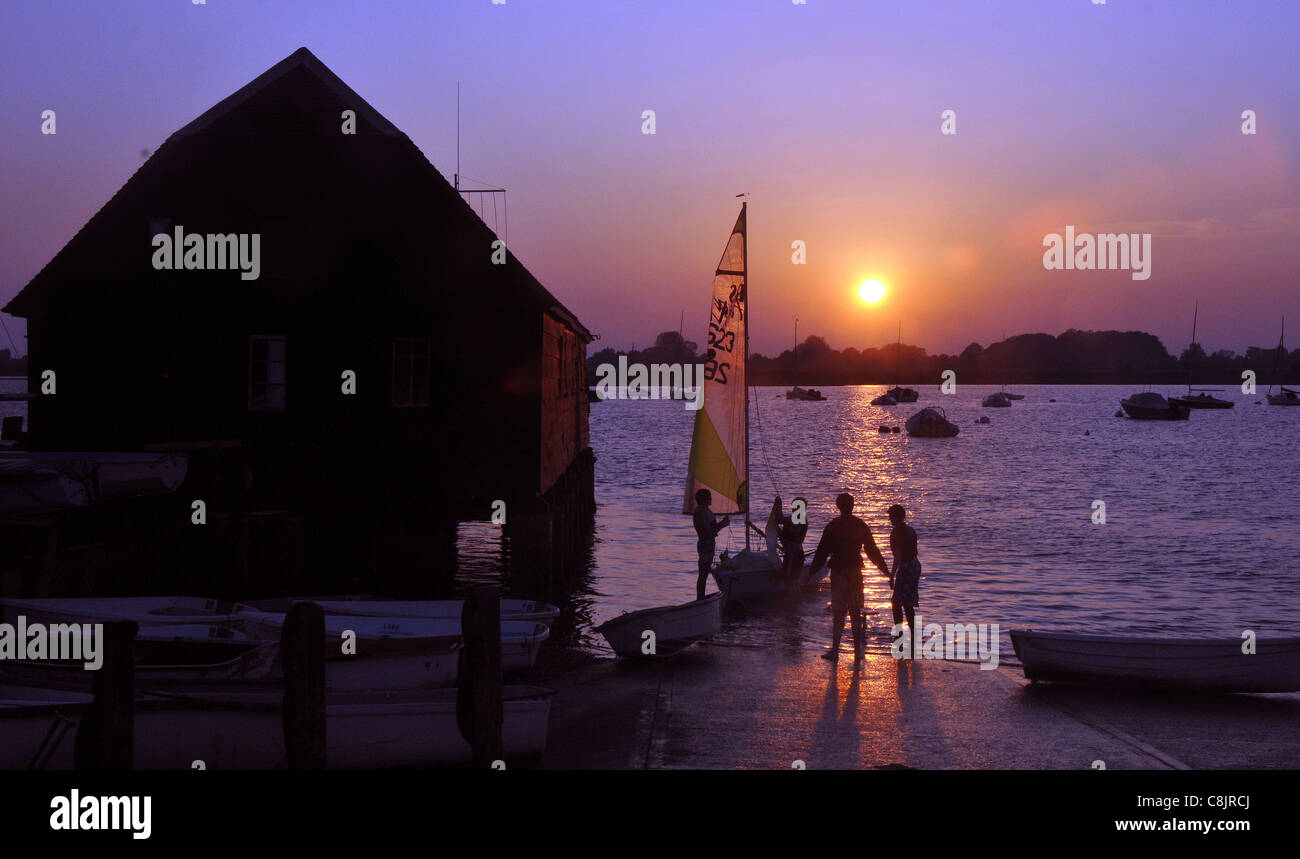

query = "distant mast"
[682,203,749,545]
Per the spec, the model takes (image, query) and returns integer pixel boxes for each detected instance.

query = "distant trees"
[585,329,1299,387]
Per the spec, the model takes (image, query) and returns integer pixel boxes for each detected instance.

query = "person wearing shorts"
[808,492,890,663]
[888,504,921,658]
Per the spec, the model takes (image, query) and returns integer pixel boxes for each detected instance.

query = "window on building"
[248,335,287,410]
[392,338,431,407]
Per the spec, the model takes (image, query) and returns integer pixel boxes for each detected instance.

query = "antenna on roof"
[454,82,509,244]
[455,81,460,192]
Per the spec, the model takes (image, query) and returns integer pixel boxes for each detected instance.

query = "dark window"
[392,338,431,407]
[248,335,287,410]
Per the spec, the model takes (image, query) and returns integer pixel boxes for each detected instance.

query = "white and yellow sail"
[682,204,748,515]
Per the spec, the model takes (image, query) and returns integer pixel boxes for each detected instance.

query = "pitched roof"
[5,48,589,340]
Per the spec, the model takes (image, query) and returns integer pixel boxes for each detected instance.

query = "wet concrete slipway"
[534,588,1300,770]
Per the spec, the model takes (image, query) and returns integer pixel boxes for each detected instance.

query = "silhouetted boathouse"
[2,48,593,598]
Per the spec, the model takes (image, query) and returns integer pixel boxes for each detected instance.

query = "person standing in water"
[808,492,890,663]
[888,504,921,658]
[779,496,810,584]
[693,489,730,601]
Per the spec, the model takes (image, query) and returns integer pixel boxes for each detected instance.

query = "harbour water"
[465,384,1300,660]
[7,377,1297,661]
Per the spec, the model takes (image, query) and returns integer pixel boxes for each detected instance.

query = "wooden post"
[456,586,503,767]
[282,601,326,769]
[74,619,137,769]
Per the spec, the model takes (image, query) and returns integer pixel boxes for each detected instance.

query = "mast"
[742,200,750,552]
[1188,299,1198,395]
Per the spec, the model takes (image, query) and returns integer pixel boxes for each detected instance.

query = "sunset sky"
[1,0,1296,358]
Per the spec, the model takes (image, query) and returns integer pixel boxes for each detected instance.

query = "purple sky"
[1,1,1296,359]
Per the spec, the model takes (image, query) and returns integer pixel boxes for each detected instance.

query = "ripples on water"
[459,385,1300,658]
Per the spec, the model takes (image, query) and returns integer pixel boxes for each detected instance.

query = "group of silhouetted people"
[692,488,921,664]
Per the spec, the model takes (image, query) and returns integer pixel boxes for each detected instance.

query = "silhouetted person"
[888,504,921,657]
[778,496,809,583]
[693,489,730,600]
[809,492,889,663]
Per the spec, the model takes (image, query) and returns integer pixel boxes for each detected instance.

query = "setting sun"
[858,279,886,303]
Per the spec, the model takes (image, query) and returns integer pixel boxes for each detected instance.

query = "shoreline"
[535,642,1300,770]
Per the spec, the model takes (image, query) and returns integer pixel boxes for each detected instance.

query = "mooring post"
[74,619,137,770]
[456,585,503,767]
[282,601,326,769]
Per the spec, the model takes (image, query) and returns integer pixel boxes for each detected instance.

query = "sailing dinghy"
[679,203,826,606]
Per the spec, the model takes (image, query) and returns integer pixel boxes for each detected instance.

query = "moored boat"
[982,392,1013,407]
[1010,629,1300,693]
[1267,386,1300,406]
[596,592,723,657]
[1169,391,1234,409]
[785,386,827,401]
[1120,392,1190,420]
[886,386,919,403]
[905,406,959,438]
[870,392,898,406]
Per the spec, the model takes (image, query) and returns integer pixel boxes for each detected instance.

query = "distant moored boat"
[1120,392,1190,420]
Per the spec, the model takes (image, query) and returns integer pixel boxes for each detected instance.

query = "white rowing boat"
[1,597,548,673]
[0,623,461,692]
[248,596,561,628]
[1010,629,1300,693]
[596,592,723,657]
[0,683,554,769]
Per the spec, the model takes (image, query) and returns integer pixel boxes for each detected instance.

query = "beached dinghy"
[0,462,92,514]
[248,596,561,628]
[0,596,262,630]
[0,623,461,692]
[0,684,554,769]
[596,593,723,657]
[1,598,546,673]
[1010,629,1300,693]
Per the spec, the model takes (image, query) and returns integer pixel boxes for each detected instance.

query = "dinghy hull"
[1010,629,1300,693]
[595,593,723,657]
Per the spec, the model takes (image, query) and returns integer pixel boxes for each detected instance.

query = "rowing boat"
[595,593,723,657]
[248,596,561,628]
[1010,629,1300,693]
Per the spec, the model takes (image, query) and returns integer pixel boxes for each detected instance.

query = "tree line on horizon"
[586,330,1300,386]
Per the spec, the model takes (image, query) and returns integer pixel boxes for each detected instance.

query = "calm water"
[7,378,1298,659]
[472,384,1300,659]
